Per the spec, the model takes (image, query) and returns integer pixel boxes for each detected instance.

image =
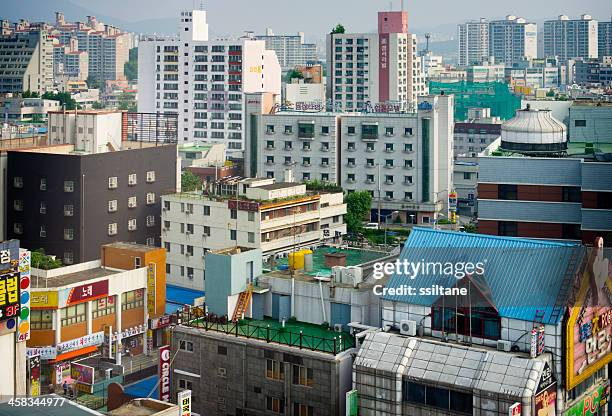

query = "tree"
[22,90,39,98]
[286,69,303,82]
[92,101,105,109]
[31,249,63,270]
[86,75,102,90]
[181,170,203,192]
[124,47,138,81]
[331,24,346,34]
[117,92,136,112]
[345,191,372,233]
[41,91,77,110]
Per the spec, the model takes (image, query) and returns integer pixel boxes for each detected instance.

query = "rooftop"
[180,314,355,355]
[178,144,213,152]
[107,399,177,416]
[32,267,119,288]
[0,395,102,415]
[102,242,162,253]
[271,245,388,278]
[488,141,612,159]
[255,181,302,191]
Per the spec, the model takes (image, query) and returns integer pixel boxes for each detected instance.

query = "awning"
[49,345,98,363]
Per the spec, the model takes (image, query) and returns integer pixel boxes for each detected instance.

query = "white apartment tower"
[543,15,599,61]
[457,19,489,67]
[138,10,281,157]
[326,11,427,113]
[256,29,318,72]
[488,15,537,66]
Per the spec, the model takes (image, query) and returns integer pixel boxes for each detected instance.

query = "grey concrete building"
[0,30,53,94]
[170,322,355,416]
[5,141,179,264]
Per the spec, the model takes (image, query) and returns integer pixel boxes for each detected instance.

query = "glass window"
[91,296,116,318]
[361,124,378,140]
[60,304,86,326]
[498,184,517,200]
[121,289,144,310]
[266,359,284,380]
[31,309,53,329]
[292,365,314,387]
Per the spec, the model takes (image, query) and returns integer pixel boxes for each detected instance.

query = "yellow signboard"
[147,263,156,317]
[566,238,612,389]
[31,291,58,309]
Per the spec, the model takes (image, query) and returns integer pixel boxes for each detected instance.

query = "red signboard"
[228,200,260,212]
[66,280,109,306]
[159,345,171,402]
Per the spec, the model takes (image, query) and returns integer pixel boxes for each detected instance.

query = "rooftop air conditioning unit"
[497,340,511,352]
[334,324,343,333]
[399,320,417,336]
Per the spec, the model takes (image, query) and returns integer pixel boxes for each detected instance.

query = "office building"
[326,11,427,112]
[506,65,563,90]
[454,120,501,158]
[465,62,505,83]
[27,244,166,386]
[457,18,489,67]
[488,16,537,66]
[138,10,281,157]
[543,15,598,61]
[0,30,53,94]
[161,176,346,290]
[478,106,612,243]
[255,28,318,72]
[5,110,180,264]
[245,94,454,225]
[599,20,612,58]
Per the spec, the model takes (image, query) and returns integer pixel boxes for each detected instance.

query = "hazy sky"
[67,0,610,35]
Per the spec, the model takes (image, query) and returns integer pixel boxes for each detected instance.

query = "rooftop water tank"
[500,105,567,155]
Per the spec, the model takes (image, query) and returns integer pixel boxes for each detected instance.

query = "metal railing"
[177,307,355,355]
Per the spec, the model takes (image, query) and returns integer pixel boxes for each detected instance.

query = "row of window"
[12,171,156,191]
[264,141,414,153]
[13,194,156,215]
[265,124,413,137]
[265,359,314,387]
[265,156,413,169]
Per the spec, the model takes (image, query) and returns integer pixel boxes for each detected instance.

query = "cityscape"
[0,1,611,415]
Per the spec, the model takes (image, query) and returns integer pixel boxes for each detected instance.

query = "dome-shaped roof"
[500,106,567,154]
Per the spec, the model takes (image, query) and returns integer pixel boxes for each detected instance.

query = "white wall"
[0,333,16,397]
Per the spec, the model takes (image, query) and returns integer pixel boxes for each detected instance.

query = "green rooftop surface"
[179,144,212,152]
[190,316,355,354]
[274,246,387,276]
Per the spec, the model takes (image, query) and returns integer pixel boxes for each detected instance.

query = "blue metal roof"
[166,285,204,314]
[383,228,583,324]
[123,375,158,400]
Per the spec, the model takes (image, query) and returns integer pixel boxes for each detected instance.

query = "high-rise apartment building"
[0,30,53,94]
[543,15,598,61]
[138,10,281,157]
[488,15,537,66]
[326,11,427,112]
[255,29,318,72]
[457,18,489,67]
[598,20,612,59]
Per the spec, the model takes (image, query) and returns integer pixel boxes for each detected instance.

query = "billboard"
[0,269,20,322]
[178,389,191,416]
[159,345,171,402]
[534,362,556,416]
[565,238,612,389]
[71,362,95,385]
[56,331,104,354]
[17,249,31,341]
[565,381,609,416]
[508,403,521,416]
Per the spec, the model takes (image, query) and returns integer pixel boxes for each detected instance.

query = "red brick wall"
[478,184,498,199]
[517,185,562,202]
[517,222,563,239]
[477,220,498,235]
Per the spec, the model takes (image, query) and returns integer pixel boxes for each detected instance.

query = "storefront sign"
[534,362,556,415]
[57,331,104,354]
[63,280,109,306]
[27,346,57,360]
[530,328,538,358]
[159,345,171,402]
[566,381,610,416]
[0,249,10,265]
[178,389,191,416]
[56,362,70,384]
[378,34,389,102]
[17,249,31,341]
[28,354,41,397]
[508,402,521,416]
[71,362,95,385]
[227,200,260,212]
[150,315,171,330]
[31,291,58,309]
[147,263,156,317]
[0,269,20,321]
[448,191,458,212]
[565,238,612,389]
[109,324,146,342]
[294,102,324,112]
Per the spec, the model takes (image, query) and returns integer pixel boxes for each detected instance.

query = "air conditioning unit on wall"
[400,320,417,336]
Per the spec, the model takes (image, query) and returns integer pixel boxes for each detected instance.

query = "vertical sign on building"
[346,389,358,416]
[509,402,521,416]
[178,389,191,416]
[379,34,390,102]
[448,191,458,224]
[159,345,171,402]
[0,240,20,334]
[17,249,31,341]
[147,263,156,316]
[28,354,41,397]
